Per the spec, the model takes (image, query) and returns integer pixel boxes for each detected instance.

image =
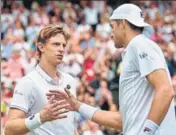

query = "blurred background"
[1,0,176,135]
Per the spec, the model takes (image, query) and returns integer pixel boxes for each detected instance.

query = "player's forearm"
[4,119,29,135]
[76,102,122,131]
[92,110,122,131]
[148,86,174,125]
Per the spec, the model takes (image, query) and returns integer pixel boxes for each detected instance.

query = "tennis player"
[47,4,176,135]
[5,24,77,135]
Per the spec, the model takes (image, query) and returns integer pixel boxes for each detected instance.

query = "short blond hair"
[37,24,70,44]
[36,24,70,59]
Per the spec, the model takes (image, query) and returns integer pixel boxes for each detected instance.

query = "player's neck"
[123,31,141,48]
[39,59,58,79]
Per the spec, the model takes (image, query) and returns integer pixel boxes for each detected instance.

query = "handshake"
[46,85,82,113]
[46,85,97,120]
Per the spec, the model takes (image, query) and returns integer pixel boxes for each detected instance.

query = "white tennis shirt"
[119,34,176,135]
[10,65,77,135]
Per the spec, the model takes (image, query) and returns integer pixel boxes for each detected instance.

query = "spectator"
[83,1,99,31]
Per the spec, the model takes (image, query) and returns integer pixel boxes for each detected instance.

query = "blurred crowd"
[1,1,176,135]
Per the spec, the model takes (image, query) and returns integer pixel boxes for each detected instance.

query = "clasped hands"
[46,88,81,115]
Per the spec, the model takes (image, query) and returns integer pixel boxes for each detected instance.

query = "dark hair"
[127,21,144,33]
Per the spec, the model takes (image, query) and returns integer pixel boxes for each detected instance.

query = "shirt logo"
[29,115,35,120]
[66,84,71,89]
[144,127,152,133]
[139,52,148,59]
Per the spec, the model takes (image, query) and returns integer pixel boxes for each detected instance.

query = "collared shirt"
[10,65,77,135]
[119,34,176,135]
[35,65,62,85]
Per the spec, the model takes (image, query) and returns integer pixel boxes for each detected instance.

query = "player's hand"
[46,89,81,112]
[40,95,70,123]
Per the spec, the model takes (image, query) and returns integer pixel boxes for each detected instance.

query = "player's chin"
[56,58,63,64]
[114,43,121,48]
[114,40,123,48]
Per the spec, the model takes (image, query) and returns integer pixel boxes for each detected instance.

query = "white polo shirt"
[10,65,77,135]
[119,34,176,135]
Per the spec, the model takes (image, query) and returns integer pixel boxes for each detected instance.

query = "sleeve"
[134,44,166,78]
[10,78,34,113]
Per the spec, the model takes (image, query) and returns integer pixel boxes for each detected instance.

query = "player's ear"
[37,43,44,53]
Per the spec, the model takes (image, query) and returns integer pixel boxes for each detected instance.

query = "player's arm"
[5,97,69,135]
[92,109,122,130]
[146,69,174,125]
[5,109,29,135]
[135,44,175,135]
[138,69,175,135]
[5,78,33,135]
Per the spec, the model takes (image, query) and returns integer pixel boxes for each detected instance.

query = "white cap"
[110,4,150,27]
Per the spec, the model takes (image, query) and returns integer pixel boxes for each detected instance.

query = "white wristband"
[140,119,159,135]
[78,103,98,120]
[25,113,42,131]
